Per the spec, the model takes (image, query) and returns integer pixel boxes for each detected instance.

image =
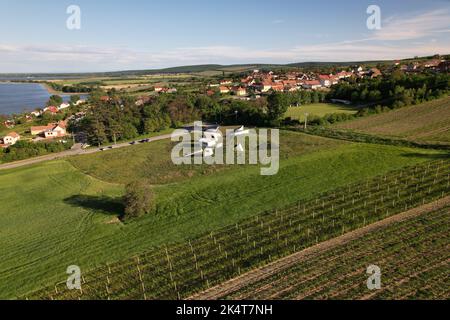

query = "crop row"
[224,206,449,300]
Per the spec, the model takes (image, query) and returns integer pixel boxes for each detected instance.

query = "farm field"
[0,134,447,298]
[286,103,358,122]
[68,130,347,185]
[25,160,450,300]
[333,96,450,144]
[215,202,450,300]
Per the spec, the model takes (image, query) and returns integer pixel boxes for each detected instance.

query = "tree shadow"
[64,195,125,217]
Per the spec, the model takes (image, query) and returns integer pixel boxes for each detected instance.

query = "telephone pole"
[304,113,309,131]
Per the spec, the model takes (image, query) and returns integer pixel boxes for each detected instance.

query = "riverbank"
[41,82,87,96]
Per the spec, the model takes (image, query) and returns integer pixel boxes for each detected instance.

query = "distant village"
[206,57,449,99]
[0,99,85,149]
[1,56,449,149]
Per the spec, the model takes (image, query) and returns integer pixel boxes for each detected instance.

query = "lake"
[0,83,87,115]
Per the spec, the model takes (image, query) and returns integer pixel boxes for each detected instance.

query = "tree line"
[74,90,291,146]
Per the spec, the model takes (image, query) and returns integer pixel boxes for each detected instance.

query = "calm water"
[0,83,87,115]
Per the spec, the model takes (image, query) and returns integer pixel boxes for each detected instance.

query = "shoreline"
[0,81,86,96]
[40,82,87,96]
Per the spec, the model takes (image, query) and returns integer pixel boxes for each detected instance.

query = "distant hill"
[0,55,448,81]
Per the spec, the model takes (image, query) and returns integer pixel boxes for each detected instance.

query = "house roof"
[304,80,321,85]
[6,132,20,138]
[31,125,53,132]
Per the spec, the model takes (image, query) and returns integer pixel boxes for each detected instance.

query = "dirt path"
[0,134,172,171]
[188,196,450,300]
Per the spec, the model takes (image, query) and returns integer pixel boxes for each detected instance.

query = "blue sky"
[0,0,449,72]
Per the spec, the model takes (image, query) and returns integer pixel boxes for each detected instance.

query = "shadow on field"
[401,152,450,160]
[64,195,125,216]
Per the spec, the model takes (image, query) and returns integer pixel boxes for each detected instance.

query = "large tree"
[267,92,289,123]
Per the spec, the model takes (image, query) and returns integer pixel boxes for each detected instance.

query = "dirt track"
[188,196,450,300]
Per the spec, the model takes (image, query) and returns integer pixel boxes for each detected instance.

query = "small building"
[4,120,15,129]
[30,110,42,117]
[220,79,232,85]
[2,132,20,145]
[233,87,247,96]
[43,106,58,114]
[31,121,67,138]
[44,123,67,139]
[302,80,322,90]
[258,81,273,92]
[219,86,230,94]
[318,75,332,87]
[58,103,70,110]
[423,59,441,68]
[369,68,382,78]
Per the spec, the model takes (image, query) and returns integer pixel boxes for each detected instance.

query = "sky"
[0,0,449,73]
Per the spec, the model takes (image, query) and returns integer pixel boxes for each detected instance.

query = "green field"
[27,160,450,300]
[286,103,358,122]
[68,130,345,185]
[0,128,447,298]
[333,97,450,144]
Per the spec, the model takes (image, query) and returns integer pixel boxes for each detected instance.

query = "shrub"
[123,180,154,220]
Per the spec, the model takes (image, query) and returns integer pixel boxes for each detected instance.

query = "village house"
[4,120,15,129]
[43,106,58,114]
[368,68,382,78]
[318,75,333,87]
[31,121,67,139]
[219,86,230,94]
[220,79,233,85]
[423,59,442,69]
[232,87,247,96]
[58,102,70,110]
[336,71,353,79]
[270,82,285,92]
[30,110,42,117]
[302,80,322,90]
[2,132,20,146]
[257,81,273,93]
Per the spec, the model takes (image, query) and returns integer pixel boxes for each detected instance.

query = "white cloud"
[0,10,449,72]
[371,9,450,41]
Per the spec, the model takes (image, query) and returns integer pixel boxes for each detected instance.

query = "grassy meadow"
[286,103,358,122]
[0,129,447,298]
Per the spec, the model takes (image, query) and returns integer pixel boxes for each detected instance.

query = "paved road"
[0,134,173,171]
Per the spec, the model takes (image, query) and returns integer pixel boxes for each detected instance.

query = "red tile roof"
[6,132,20,138]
